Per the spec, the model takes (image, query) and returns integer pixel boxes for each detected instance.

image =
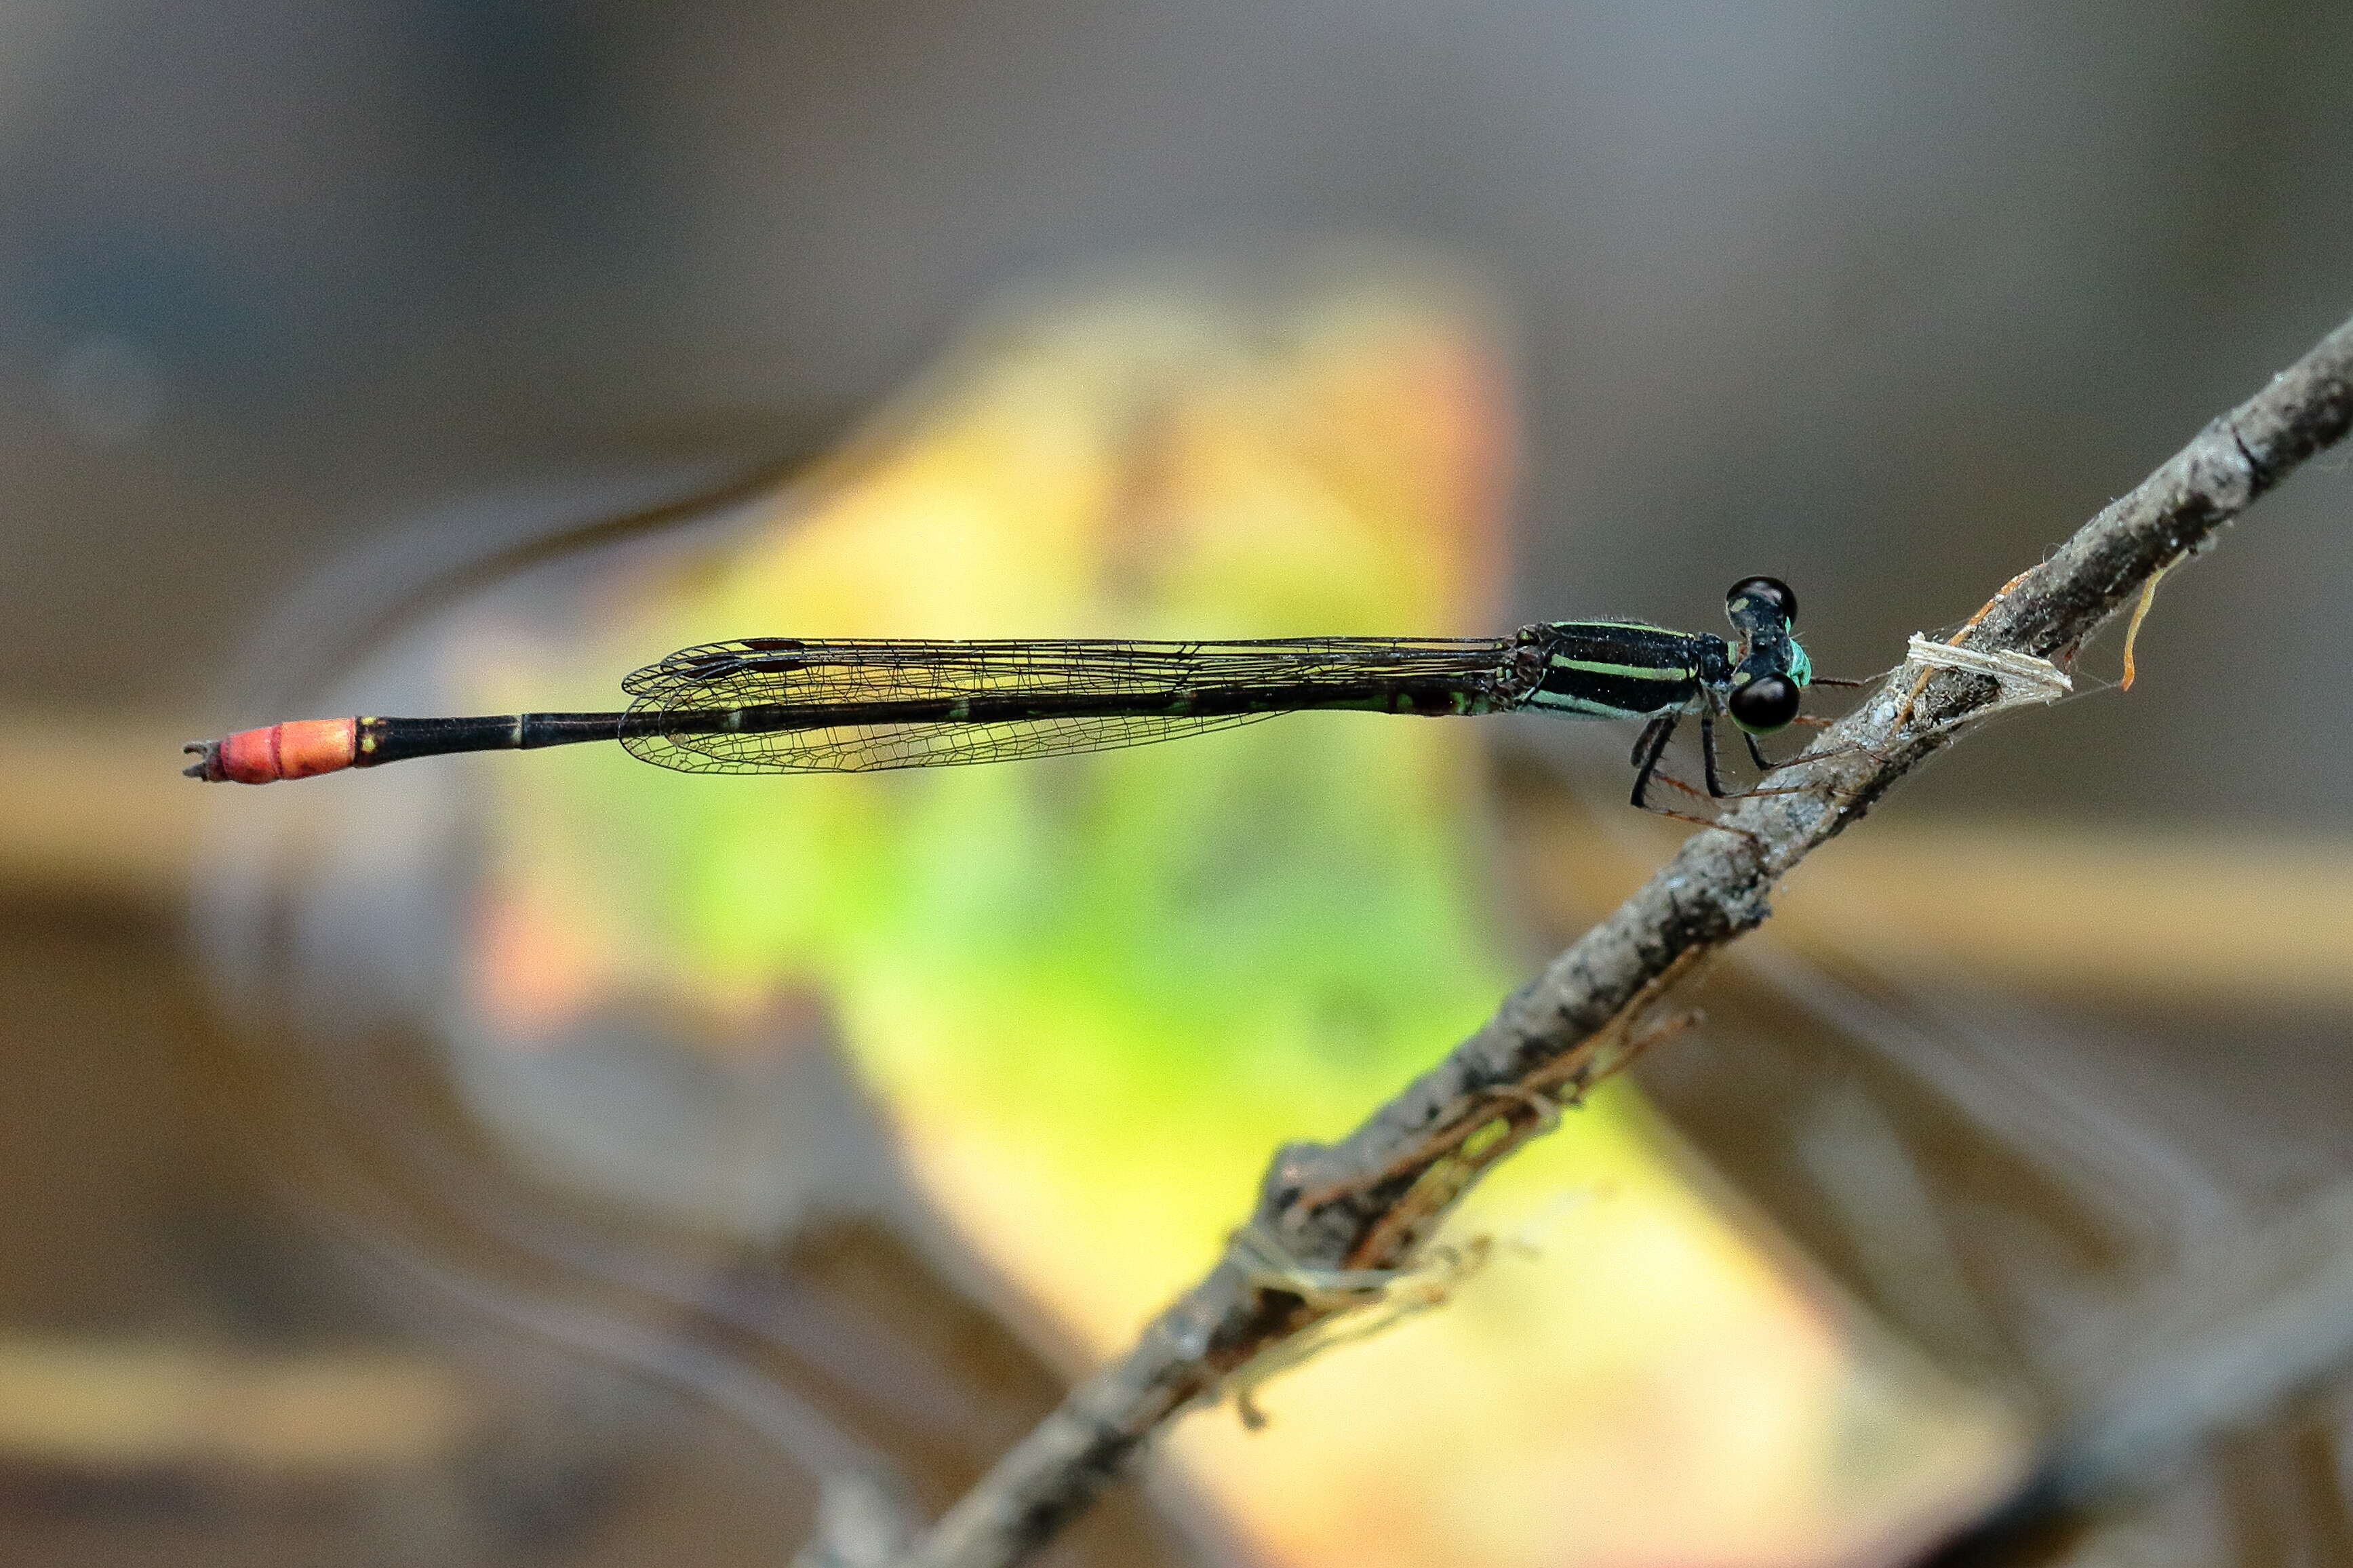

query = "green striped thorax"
[1506,576,1812,734]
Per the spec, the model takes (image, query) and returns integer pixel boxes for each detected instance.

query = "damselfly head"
[1722,578,1809,733]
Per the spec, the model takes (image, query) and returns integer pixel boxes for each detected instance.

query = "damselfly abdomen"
[186,578,1818,809]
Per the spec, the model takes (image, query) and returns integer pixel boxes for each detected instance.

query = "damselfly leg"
[1629,694,1735,812]
[1627,712,1680,809]
[1623,706,1762,839]
[1697,689,1731,799]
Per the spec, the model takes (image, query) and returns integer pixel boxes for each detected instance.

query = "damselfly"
[185,578,1827,811]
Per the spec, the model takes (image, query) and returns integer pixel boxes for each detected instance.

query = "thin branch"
[877,309,2353,1568]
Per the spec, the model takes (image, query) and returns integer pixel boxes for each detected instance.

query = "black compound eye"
[1726,576,1797,626]
[1728,674,1802,733]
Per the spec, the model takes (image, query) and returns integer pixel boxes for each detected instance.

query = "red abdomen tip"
[191,719,359,784]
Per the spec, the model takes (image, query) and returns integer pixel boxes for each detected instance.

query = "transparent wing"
[626,706,1292,774]
[617,635,1514,773]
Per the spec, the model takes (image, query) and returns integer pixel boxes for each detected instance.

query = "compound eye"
[1726,576,1798,626]
[1728,674,1801,734]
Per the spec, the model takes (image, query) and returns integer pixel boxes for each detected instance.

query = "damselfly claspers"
[185,578,1824,812]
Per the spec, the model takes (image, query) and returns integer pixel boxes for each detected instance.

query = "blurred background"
[3,3,2352,1565]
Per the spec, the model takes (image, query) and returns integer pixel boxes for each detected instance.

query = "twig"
[876,309,2353,1568]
